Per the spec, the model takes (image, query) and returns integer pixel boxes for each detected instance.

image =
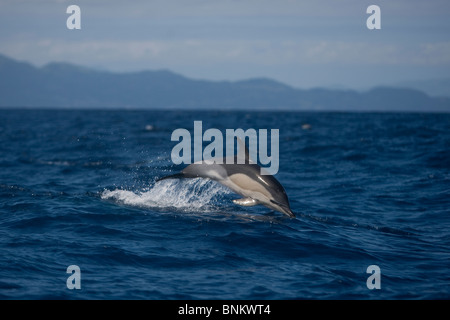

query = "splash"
[101,178,231,212]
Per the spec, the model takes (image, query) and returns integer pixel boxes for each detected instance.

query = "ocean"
[0,109,449,299]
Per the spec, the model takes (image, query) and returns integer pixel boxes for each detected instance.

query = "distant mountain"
[0,53,449,111]
[393,78,450,98]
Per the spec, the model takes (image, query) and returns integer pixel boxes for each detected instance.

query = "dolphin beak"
[270,199,296,218]
[282,207,296,218]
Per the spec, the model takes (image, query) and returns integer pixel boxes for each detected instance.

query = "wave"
[101,178,231,212]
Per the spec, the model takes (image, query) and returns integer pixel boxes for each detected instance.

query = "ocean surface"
[0,109,449,299]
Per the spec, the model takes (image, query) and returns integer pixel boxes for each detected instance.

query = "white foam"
[101,178,231,212]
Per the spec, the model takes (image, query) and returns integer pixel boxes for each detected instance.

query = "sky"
[1,0,450,90]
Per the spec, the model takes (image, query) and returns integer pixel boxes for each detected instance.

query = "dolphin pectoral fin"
[233,197,259,207]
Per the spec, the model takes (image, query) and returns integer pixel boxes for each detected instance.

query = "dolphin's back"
[182,160,288,198]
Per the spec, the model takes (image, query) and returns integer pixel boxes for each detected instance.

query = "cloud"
[418,42,450,65]
[1,0,450,88]
[4,37,450,72]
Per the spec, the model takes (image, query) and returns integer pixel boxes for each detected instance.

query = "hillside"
[0,54,448,111]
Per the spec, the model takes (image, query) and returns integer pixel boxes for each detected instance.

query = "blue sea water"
[0,109,449,299]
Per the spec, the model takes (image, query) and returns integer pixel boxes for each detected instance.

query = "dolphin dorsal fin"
[236,137,253,164]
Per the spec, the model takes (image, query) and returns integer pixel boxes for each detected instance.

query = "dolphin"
[157,141,295,218]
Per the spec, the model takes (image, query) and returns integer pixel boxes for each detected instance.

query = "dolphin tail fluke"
[156,173,186,182]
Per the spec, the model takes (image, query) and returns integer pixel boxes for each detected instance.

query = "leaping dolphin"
[157,141,295,218]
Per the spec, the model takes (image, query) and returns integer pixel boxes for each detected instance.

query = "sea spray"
[101,178,231,212]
